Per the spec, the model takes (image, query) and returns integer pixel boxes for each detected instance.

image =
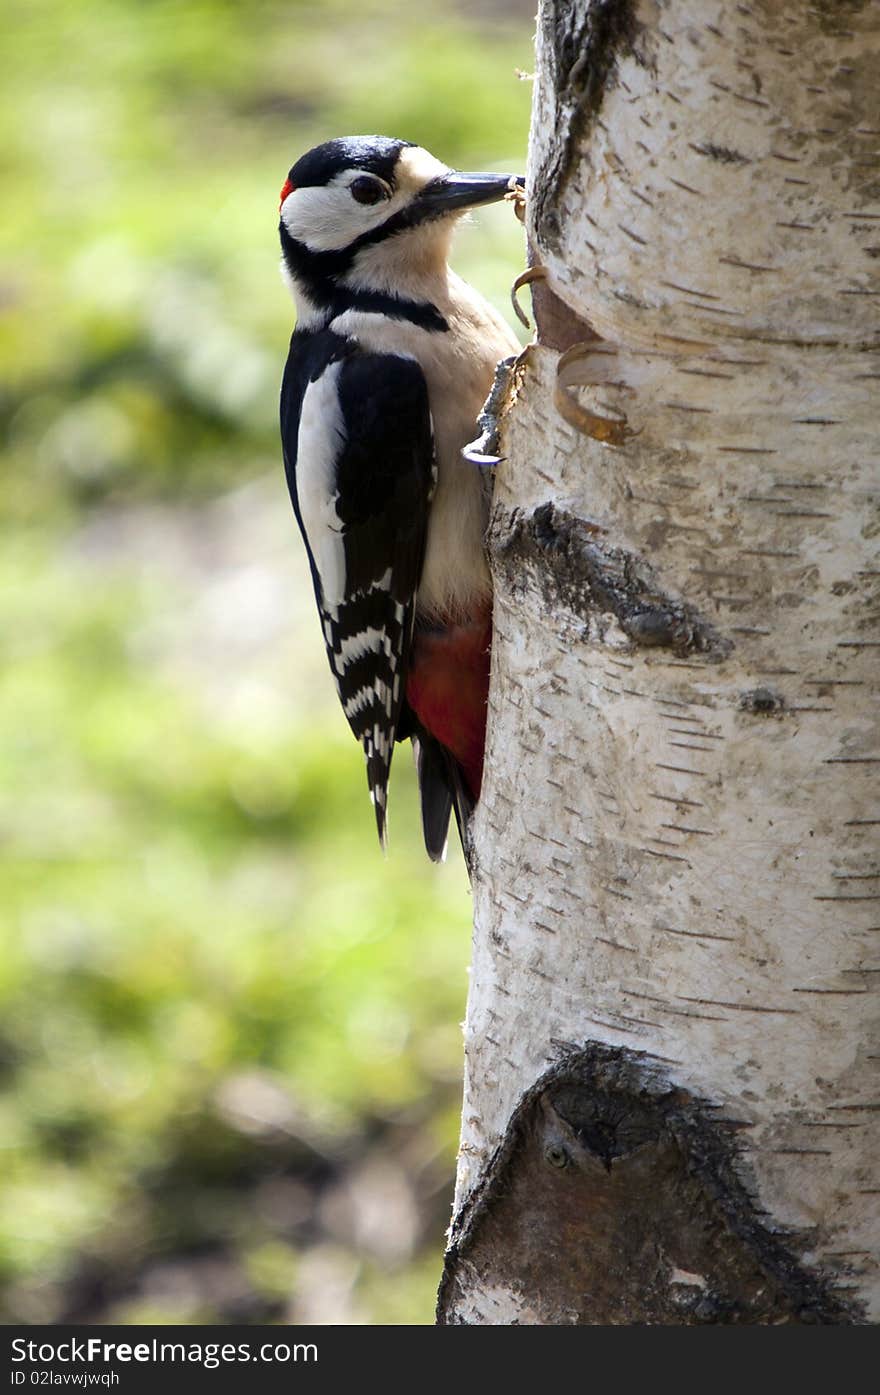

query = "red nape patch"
[406,619,492,800]
[279,178,295,209]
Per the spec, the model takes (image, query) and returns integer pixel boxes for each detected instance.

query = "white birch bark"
[446,0,879,1324]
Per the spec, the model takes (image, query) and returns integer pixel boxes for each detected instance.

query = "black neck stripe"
[341,288,448,333]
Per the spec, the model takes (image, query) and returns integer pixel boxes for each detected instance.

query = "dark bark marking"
[739,686,786,715]
[533,0,646,253]
[809,0,870,35]
[490,502,732,660]
[688,140,752,165]
[437,1046,865,1325]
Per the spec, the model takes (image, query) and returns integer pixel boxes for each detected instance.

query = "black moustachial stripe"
[280,326,435,846]
[279,224,448,333]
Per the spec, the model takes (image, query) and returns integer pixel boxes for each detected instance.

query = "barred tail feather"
[365,734,392,852]
[322,592,413,852]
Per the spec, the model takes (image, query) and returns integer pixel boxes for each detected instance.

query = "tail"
[412,734,475,864]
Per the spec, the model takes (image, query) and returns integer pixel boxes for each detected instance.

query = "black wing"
[281,331,435,847]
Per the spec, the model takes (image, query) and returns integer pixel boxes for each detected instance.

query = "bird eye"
[350,176,386,206]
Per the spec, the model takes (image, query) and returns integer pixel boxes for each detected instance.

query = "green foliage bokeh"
[0,0,531,1323]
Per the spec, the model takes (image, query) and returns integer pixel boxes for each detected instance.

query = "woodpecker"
[279,135,521,859]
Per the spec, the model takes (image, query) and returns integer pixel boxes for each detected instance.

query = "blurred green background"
[0,0,531,1324]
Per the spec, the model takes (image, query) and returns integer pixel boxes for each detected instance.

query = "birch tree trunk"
[439,0,879,1325]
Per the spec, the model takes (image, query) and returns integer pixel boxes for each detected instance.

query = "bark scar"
[490,501,732,659]
[437,1045,865,1325]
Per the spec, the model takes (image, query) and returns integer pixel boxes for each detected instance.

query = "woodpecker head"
[279,135,522,316]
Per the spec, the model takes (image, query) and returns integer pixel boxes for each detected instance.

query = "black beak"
[413,171,524,218]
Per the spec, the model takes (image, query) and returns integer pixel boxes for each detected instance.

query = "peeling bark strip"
[491,502,730,657]
[439,1048,861,1324]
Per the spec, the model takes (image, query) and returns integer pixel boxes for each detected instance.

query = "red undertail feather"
[406,615,492,800]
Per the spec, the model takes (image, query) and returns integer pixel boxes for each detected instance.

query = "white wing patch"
[296,362,347,615]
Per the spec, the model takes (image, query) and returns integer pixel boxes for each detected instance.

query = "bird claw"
[462,355,520,470]
[462,443,503,468]
[510,264,547,330]
[505,178,527,225]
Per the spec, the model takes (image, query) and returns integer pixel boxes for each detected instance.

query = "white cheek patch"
[282,173,394,253]
[279,149,451,255]
[281,181,360,252]
[296,363,347,612]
